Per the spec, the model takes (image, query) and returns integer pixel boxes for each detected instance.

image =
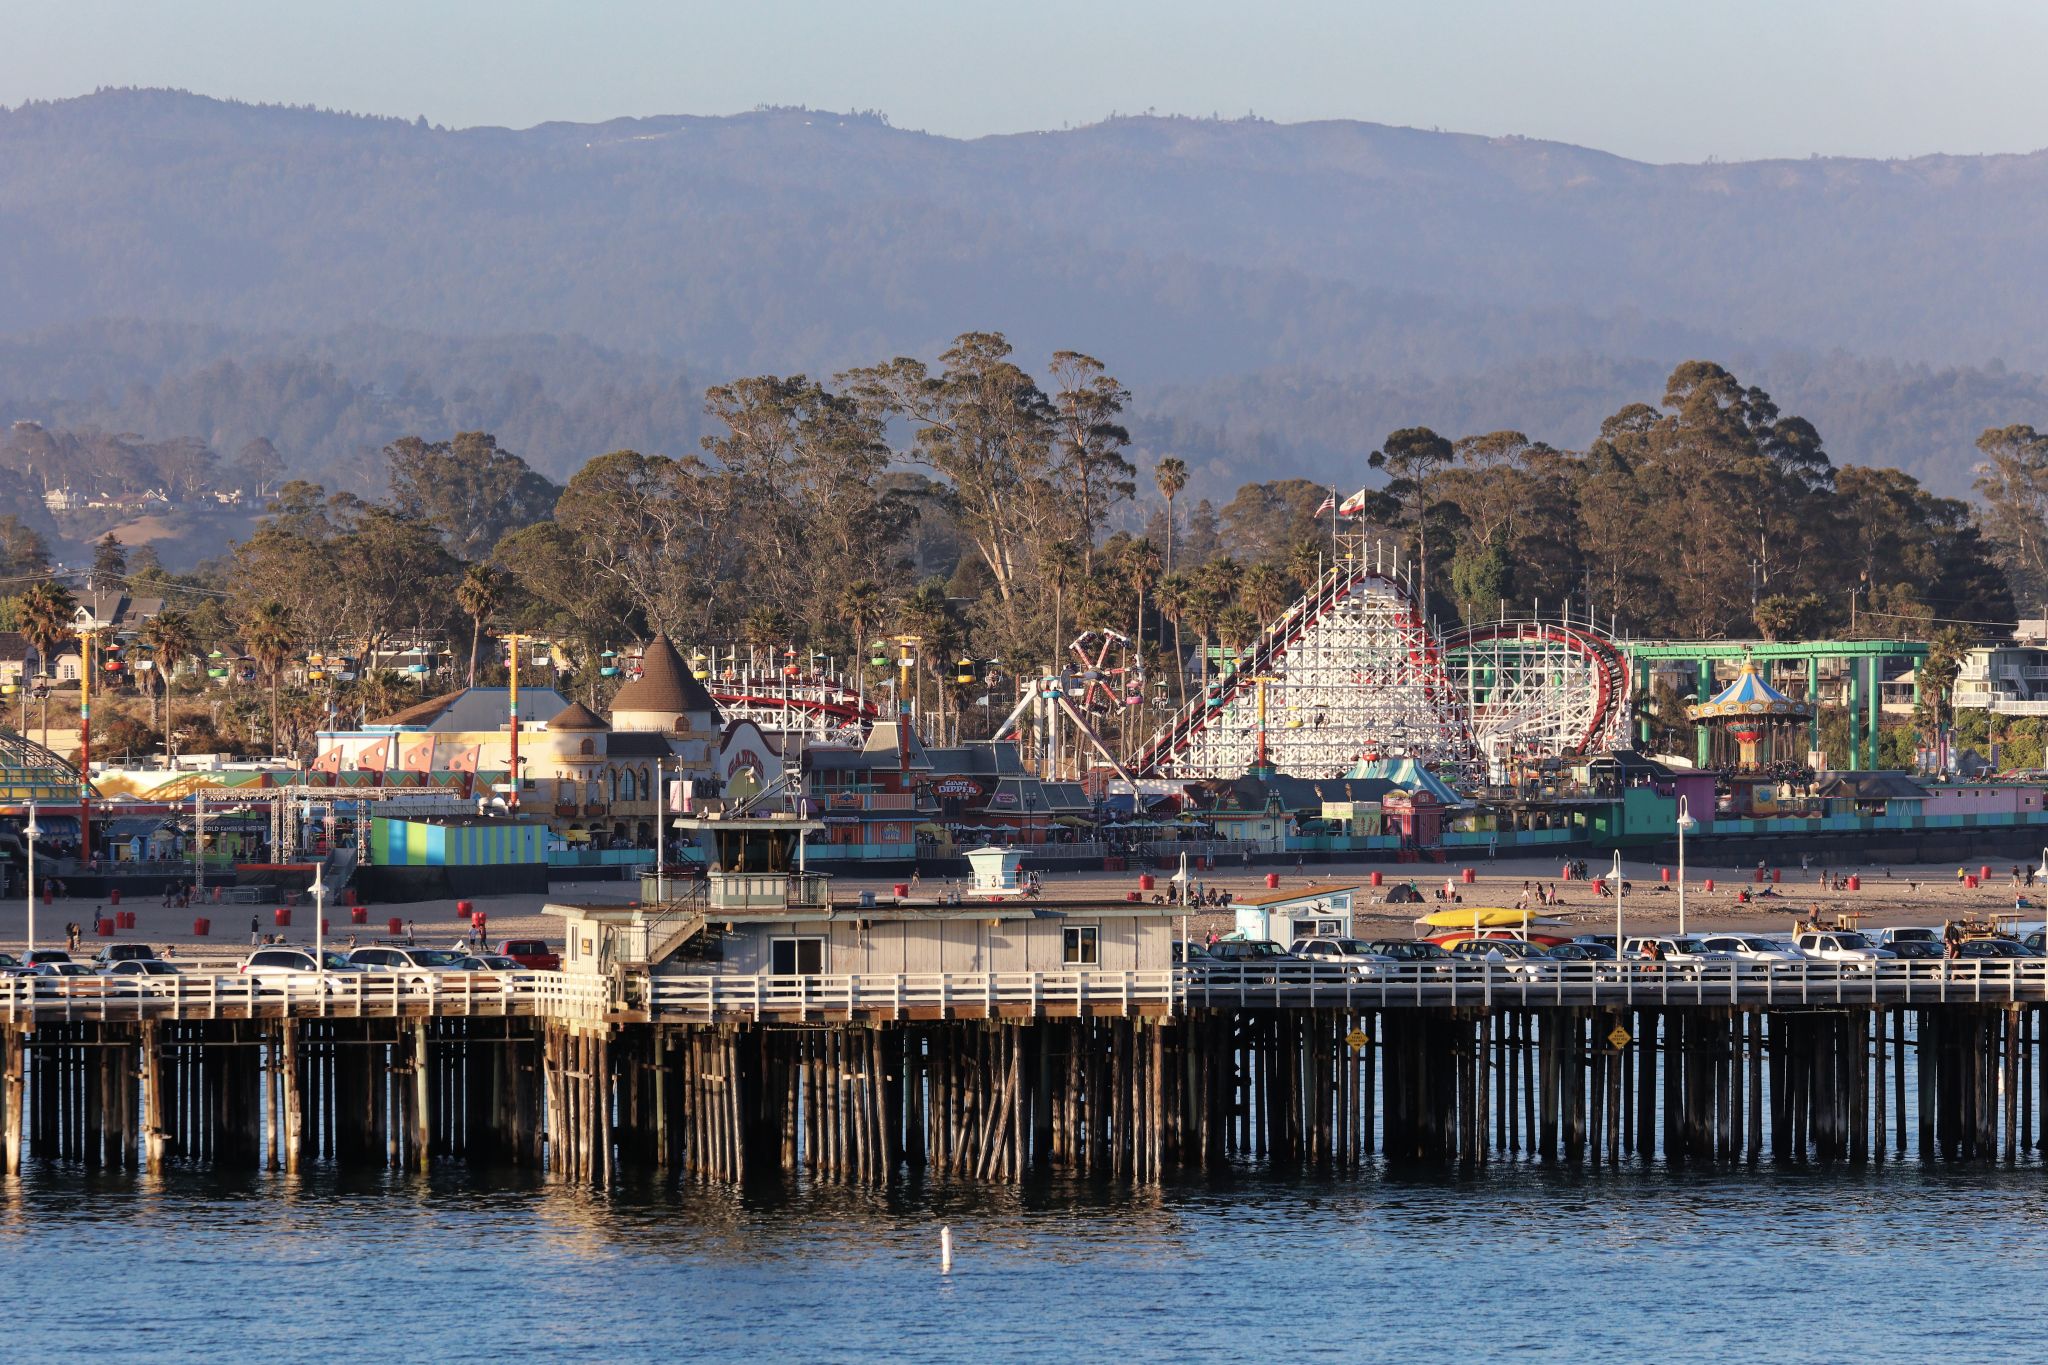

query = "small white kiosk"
[1232,882,1367,946]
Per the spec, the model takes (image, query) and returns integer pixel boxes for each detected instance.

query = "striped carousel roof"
[1686,659,1815,721]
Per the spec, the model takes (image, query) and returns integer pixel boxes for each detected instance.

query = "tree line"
[0,343,2039,761]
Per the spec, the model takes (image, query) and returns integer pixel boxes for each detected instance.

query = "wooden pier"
[0,962,2045,1181]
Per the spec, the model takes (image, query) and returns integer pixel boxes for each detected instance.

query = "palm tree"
[1156,572,1194,709]
[1042,540,1083,667]
[1116,537,1162,655]
[244,602,297,758]
[455,564,502,688]
[16,579,73,750]
[1154,457,1188,574]
[139,609,195,754]
[836,579,887,662]
[1240,562,1291,625]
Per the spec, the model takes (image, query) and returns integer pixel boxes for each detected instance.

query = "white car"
[1624,936,1738,971]
[100,959,186,995]
[347,946,469,986]
[1793,931,1896,968]
[1875,926,1941,947]
[1699,934,1806,969]
[1291,937,1397,977]
[240,947,365,993]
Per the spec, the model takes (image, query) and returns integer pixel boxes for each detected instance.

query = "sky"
[5,0,2047,163]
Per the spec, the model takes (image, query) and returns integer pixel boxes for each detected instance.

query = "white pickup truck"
[1794,930,1896,967]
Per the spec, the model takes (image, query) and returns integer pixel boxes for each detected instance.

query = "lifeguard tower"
[964,845,1028,898]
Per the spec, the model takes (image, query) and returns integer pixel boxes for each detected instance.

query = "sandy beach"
[7,851,2043,956]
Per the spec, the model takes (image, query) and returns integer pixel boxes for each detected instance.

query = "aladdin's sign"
[933,777,983,798]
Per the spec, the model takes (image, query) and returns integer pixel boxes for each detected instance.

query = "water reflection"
[4,1162,2048,1360]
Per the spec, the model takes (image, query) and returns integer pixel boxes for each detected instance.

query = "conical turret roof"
[548,701,608,731]
[611,635,718,717]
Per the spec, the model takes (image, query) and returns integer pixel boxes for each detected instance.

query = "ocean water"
[8,1161,2047,1362]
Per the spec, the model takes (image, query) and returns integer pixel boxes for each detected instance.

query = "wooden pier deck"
[3,961,2048,1184]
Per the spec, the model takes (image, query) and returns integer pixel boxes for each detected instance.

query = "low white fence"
[7,958,2046,1024]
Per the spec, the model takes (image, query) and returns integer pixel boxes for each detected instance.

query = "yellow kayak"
[1418,907,1538,929]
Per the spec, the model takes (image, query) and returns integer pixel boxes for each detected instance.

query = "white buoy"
[940,1225,954,1273]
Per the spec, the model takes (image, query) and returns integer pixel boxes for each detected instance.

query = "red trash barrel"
[1966,874,1978,889]
[122,911,135,929]
[1848,874,1860,891]
[1772,868,1781,883]
[351,906,368,924]
[892,883,909,899]
[1462,867,1475,884]
[456,898,474,919]
[1704,878,1715,892]
[1661,867,1671,883]
[96,918,113,937]
[109,887,121,905]
[274,907,291,927]
[193,917,210,936]
[1562,864,1573,881]
[1125,890,1140,902]
[1371,870,1384,887]
[1753,867,1764,883]
[1981,865,1992,881]
[388,916,404,936]
[322,918,330,936]
[345,888,359,906]
[1265,872,1281,889]
[1139,874,1155,891]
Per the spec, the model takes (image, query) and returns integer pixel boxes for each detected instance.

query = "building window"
[1063,926,1099,965]
[770,936,825,975]
[619,769,636,801]
[579,738,595,756]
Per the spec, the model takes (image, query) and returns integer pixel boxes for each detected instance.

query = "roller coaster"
[1131,540,1631,781]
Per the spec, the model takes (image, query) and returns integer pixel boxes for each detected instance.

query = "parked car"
[2027,930,2048,955]
[347,946,470,984]
[1698,934,1806,969]
[1172,940,1211,965]
[1546,941,1622,978]
[1624,937,1739,975]
[24,949,72,967]
[1361,939,1457,972]
[93,943,159,965]
[1887,939,1948,961]
[1953,937,2043,960]
[1876,926,1941,947]
[1203,938,1296,963]
[1792,931,1896,968]
[497,939,561,971]
[0,952,27,976]
[1448,938,1555,979]
[459,953,525,973]
[239,948,364,993]
[30,962,95,978]
[1291,937,1398,976]
[101,959,184,994]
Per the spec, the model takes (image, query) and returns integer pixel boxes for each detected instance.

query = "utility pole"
[505,629,520,810]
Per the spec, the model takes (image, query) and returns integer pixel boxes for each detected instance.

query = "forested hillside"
[3,89,2048,523]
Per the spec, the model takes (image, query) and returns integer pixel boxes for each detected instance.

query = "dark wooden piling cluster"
[2,1003,2047,1181]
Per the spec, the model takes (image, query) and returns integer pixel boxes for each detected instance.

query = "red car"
[497,938,560,971]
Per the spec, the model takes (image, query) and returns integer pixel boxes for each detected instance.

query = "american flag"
[1314,492,1337,515]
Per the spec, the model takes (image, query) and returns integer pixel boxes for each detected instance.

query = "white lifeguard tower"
[964,845,1027,898]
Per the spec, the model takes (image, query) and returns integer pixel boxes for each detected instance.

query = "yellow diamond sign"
[1345,1029,1370,1050]
[1607,1025,1632,1050]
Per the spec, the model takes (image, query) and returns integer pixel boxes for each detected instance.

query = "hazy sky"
[7,0,2047,163]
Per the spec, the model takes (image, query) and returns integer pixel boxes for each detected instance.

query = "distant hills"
[3,88,2047,503]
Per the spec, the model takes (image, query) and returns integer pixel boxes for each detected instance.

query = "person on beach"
[250,914,260,945]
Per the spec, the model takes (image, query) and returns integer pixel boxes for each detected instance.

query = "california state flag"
[1337,488,1372,518]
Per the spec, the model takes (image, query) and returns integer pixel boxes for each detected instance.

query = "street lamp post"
[1676,795,1697,937]
[311,863,326,992]
[24,802,40,954]
[1612,849,1624,968]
